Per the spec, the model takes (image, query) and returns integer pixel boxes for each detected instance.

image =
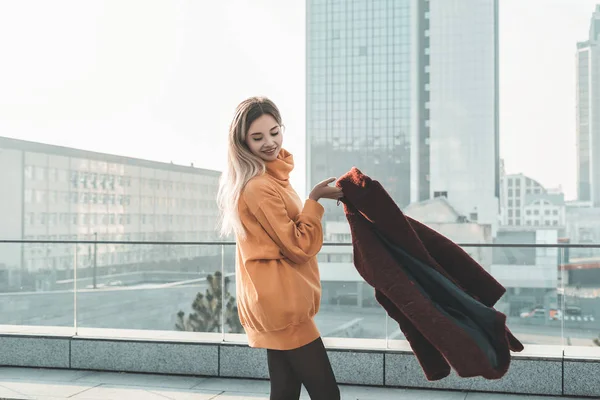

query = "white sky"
[0,0,598,199]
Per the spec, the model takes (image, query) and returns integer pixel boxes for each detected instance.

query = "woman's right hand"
[309,178,343,202]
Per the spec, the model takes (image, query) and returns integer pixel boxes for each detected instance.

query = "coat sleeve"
[243,181,324,265]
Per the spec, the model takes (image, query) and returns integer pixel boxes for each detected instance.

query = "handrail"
[0,239,598,248]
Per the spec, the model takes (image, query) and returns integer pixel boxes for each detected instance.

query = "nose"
[264,136,276,148]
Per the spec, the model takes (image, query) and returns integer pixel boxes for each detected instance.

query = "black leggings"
[267,337,340,400]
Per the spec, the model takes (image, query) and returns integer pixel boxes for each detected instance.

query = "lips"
[262,148,277,156]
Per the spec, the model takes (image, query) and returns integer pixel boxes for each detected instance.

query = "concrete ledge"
[0,336,70,368]
[328,349,384,386]
[71,338,219,376]
[219,344,268,379]
[385,352,563,396]
[564,359,600,397]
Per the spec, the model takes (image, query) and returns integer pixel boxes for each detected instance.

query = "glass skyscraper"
[576,5,600,205]
[306,0,429,225]
[306,0,500,233]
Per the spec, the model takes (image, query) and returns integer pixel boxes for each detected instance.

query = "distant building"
[576,5,600,204]
[0,136,220,288]
[500,173,565,230]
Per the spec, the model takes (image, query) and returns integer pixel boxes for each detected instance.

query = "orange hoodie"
[235,149,324,350]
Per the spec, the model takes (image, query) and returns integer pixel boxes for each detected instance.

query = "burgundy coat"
[336,168,523,381]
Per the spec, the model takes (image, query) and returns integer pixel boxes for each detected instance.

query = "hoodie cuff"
[303,199,325,220]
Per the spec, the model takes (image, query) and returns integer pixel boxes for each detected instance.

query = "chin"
[261,149,281,161]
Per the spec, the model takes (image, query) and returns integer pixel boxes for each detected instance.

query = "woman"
[217,96,342,399]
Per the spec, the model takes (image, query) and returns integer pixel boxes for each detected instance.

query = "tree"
[175,270,243,333]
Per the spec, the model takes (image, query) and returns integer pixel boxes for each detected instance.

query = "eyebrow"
[250,125,280,136]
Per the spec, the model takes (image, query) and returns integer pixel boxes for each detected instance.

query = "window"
[433,191,447,198]
[39,213,47,225]
[71,214,78,225]
[534,210,539,215]
[526,210,531,215]
[508,189,513,197]
[24,189,32,203]
[553,210,558,215]
[545,210,550,215]
[25,166,33,179]
[508,210,513,217]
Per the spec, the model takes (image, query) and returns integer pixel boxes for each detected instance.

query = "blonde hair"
[217,97,283,239]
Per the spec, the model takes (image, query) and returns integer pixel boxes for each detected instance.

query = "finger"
[319,177,336,187]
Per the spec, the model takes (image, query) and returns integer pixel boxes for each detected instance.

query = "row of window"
[24,231,217,243]
[25,212,216,227]
[506,188,544,197]
[506,219,560,227]
[24,166,217,192]
[507,209,560,217]
[24,190,216,209]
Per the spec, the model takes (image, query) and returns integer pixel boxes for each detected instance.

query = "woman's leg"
[267,349,302,400]
[286,337,340,400]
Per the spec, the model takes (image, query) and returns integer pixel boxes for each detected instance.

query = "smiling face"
[244,113,283,162]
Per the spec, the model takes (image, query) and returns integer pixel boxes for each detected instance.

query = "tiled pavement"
[0,367,587,400]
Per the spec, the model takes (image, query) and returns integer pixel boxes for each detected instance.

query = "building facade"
[306,0,427,223]
[306,0,499,230]
[0,137,220,288]
[576,5,600,204]
[427,0,500,229]
[500,173,566,229]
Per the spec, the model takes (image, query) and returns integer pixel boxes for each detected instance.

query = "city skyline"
[0,0,599,200]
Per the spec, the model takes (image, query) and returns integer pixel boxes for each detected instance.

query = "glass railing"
[1,240,599,355]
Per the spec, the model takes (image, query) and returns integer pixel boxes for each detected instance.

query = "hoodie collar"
[265,148,294,183]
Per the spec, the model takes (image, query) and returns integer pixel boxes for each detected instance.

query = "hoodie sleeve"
[243,181,324,264]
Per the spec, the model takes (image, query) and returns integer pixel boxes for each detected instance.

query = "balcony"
[0,240,599,398]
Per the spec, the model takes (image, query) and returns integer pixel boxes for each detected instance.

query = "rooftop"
[0,367,582,400]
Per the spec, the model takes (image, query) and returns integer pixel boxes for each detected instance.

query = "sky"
[0,0,598,200]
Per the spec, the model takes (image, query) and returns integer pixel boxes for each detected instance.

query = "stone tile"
[0,381,94,398]
[328,350,384,386]
[73,371,205,389]
[146,387,223,400]
[466,393,565,400]
[219,345,268,379]
[70,384,176,399]
[564,360,600,398]
[193,378,270,394]
[71,339,218,376]
[212,394,268,399]
[0,383,31,399]
[0,367,93,383]
[0,336,69,368]
[384,353,562,396]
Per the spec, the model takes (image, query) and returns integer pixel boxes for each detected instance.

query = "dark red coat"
[336,168,523,381]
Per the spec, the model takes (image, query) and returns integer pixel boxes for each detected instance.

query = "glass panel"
[562,245,600,347]
[75,242,225,337]
[222,243,243,341]
[384,244,565,349]
[0,242,75,331]
[317,244,387,340]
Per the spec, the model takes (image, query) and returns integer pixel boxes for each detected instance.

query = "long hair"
[217,96,283,239]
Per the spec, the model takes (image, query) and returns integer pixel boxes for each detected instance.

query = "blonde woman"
[217,97,341,399]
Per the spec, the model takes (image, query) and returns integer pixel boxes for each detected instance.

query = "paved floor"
[0,367,586,399]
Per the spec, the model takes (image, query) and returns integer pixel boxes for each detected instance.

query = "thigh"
[267,349,302,400]
[286,338,340,400]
